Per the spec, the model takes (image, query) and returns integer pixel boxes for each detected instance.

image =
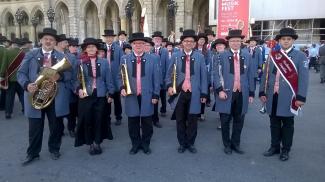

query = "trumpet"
[260,56,271,114]
[171,57,177,94]
[121,59,132,95]
[79,64,88,97]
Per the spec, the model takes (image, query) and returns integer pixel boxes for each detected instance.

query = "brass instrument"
[79,64,88,97]
[31,57,72,109]
[121,58,132,95]
[172,57,177,94]
[260,56,270,114]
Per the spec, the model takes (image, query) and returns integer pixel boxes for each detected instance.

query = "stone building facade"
[0,0,210,43]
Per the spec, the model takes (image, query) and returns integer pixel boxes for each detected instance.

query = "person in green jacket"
[0,35,11,111]
[0,38,29,119]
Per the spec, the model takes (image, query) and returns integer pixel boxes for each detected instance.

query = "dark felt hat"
[225,29,245,40]
[211,38,227,48]
[38,28,59,41]
[275,27,298,40]
[102,29,116,37]
[118,31,127,36]
[123,43,132,51]
[198,33,208,43]
[152,31,164,39]
[129,32,147,43]
[180,29,198,41]
[81,38,100,50]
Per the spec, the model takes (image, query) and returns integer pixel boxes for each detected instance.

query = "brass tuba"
[121,58,132,95]
[171,57,177,94]
[31,57,72,109]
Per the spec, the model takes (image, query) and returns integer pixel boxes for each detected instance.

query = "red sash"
[0,50,25,89]
[270,49,300,115]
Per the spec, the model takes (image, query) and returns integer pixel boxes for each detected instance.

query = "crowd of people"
[0,26,310,166]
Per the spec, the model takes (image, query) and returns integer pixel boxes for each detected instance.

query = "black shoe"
[279,150,289,161]
[115,119,122,126]
[129,147,139,155]
[69,130,75,138]
[143,147,152,155]
[231,145,245,154]
[224,146,232,155]
[5,113,11,119]
[50,151,61,160]
[89,145,96,155]
[188,145,197,153]
[263,147,280,157]
[94,145,102,155]
[21,155,40,166]
[153,122,162,128]
[178,146,186,153]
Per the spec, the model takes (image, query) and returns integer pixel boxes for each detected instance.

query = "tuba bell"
[31,57,72,109]
[121,58,132,95]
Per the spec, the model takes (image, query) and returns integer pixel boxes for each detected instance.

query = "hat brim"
[225,35,245,40]
[81,42,100,50]
[118,33,127,36]
[275,34,298,41]
[38,33,59,41]
[198,36,208,43]
[211,41,227,48]
[180,35,198,42]
[152,35,164,39]
[129,38,147,43]
[102,34,116,37]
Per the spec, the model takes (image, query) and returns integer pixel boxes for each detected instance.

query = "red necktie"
[136,56,142,95]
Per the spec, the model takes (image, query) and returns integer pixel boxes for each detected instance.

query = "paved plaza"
[0,71,324,182]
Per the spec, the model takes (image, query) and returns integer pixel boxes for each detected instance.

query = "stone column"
[120,16,127,31]
[30,25,35,43]
[79,17,86,42]
[15,23,20,38]
[98,15,106,38]
[112,18,119,33]
[1,25,6,36]
[175,0,185,40]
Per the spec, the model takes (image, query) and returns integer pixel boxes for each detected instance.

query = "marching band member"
[18,28,72,165]
[213,29,256,155]
[119,32,160,155]
[74,38,114,155]
[166,29,208,153]
[102,29,124,126]
[260,27,309,161]
[151,31,169,128]
[0,38,26,119]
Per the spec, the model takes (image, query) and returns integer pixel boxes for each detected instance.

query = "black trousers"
[220,91,245,148]
[67,101,78,131]
[0,88,6,110]
[153,89,167,123]
[269,93,294,151]
[160,89,167,113]
[128,95,153,148]
[175,91,198,147]
[112,92,122,120]
[27,102,63,157]
[5,81,24,114]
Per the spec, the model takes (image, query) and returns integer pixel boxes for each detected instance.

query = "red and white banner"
[217,0,250,39]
